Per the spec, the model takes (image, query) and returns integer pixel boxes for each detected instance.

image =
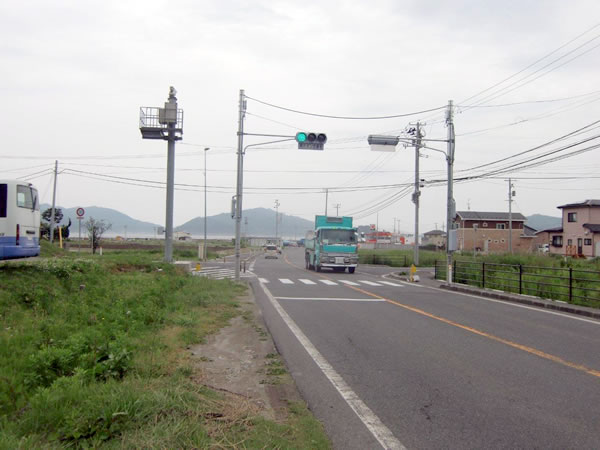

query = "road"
[249,247,600,449]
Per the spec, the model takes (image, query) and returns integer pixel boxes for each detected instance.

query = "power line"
[245,95,446,120]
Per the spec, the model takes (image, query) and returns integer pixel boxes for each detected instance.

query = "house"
[537,200,600,257]
[422,229,446,248]
[455,211,530,253]
[174,231,192,241]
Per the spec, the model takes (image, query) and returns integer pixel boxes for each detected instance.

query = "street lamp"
[204,147,210,261]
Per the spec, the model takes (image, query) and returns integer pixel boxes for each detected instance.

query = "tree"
[41,208,65,240]
[85,217,111,254]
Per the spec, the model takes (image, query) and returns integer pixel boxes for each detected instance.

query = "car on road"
[265,245,279,259]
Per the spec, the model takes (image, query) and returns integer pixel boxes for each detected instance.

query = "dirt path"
[190,290,302,421]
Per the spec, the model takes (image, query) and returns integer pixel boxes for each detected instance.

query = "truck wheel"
[316,264,321,272]
[305,256,310,269]
[348,267,355,274]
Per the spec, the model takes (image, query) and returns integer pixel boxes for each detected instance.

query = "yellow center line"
[283,253,600,379]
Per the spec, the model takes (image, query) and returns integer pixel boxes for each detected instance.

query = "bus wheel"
[348,267,355,274]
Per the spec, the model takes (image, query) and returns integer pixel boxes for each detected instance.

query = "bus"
[0,180,41,260]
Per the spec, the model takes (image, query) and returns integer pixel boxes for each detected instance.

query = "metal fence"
[434,260,600,307]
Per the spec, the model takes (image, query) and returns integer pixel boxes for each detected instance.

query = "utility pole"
[204,147,210,260]
[412,122,423,266]
[234,89,246,281]
[446,100,456,285]
[333,203,341,216]
[49,160,58,243]
[507,178,514,254]
[325,188,328,216]
[274,199,280,242]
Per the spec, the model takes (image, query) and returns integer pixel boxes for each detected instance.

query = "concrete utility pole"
[274,199,280,241]
[49,160,58,243]
[325,188,328,215]
[446,100,456,285]
[204,147,210,260]
[508,178,514,254]
[234,89,246,281]
[412,122,423,266]
[333,203,341,216]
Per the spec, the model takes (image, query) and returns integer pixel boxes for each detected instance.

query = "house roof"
[424,229,446,236]
[536,226,563,234]
[523,225,537,237]
[583,223,600,233]
[455,211,527,221]
[557,199,600,209]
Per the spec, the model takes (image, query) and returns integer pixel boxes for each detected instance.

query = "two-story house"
[422,229,446,248]
[542,200,600,257]
[455,211,529,253]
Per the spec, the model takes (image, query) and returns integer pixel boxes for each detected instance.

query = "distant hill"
[525,214,562,231]
[40,204,160,236]
[176,207,313,239]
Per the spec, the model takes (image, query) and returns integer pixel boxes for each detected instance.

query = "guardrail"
[434,260,600,307]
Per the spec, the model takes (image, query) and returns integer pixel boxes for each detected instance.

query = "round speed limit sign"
[76,207,85,218]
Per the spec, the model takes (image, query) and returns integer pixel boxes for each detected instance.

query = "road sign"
[298,142,324,150]
[76,207,85,217]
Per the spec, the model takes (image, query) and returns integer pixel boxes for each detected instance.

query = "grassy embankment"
[0,242,330,448]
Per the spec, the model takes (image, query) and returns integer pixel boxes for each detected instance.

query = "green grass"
[0,249,330,448]
[359,248,444,267]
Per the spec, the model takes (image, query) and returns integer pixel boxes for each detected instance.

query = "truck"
[305,215,359,273]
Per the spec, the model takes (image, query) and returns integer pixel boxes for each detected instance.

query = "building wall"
[457,228,532,253]
[561,206,596,257]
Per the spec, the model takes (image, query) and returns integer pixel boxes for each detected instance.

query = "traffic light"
[296,132,327,150]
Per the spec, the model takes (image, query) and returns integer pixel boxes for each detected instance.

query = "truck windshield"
[321,229,356,244]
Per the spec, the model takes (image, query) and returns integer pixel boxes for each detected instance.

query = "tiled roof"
[424,229,446,236]
[557,199,600,209]
[535,226,563,234]
[523,225,537,237]
[455,211,527,221]
[583,223,600,233]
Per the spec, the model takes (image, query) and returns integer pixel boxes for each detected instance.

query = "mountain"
[40,204,161,236]
[525,214,562,231]
[176,207,314,239]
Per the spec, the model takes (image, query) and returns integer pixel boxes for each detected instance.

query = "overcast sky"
[2,0,600,235]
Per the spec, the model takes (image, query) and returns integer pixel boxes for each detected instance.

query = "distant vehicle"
[539,244,550,253]
[265,244,279,259]
[305,215,358,273]
[297,239,305,247]
[0,180,40,260]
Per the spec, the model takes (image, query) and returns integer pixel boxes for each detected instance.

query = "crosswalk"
[258,278,403,287]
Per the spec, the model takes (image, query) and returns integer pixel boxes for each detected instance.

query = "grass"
[0,243,330,448]
[359,248,444,267]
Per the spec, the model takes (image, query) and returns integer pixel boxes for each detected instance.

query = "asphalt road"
[249,247,600,449]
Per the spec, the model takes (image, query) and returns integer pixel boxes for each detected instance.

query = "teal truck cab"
[305,215,359,273]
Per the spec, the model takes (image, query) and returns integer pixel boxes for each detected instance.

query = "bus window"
[17,185,37,210]
[0,184,6,217]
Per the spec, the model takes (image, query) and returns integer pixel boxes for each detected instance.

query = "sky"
[2,0,600,235]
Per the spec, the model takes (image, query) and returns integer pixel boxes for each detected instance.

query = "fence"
[434,260,600,308]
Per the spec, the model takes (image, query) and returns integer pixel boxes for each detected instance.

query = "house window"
[496,223,506,229]
[473,223,479,230]
[567,239,573,246]
[552,235,563,247]
[568,212,577,222]
[482,222,488,227]
[584,238,592,245]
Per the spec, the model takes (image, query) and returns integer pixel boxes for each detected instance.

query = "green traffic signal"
[296,132,307,142]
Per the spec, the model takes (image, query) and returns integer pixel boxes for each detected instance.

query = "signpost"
[76,207,85,253]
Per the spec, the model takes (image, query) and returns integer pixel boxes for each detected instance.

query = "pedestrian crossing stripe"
[339,280,360,286]
[358,280,383,286]
[259,278,269,283]
[319,280,338,286]
[299,279,317,285]
[379,281,403,287]
[280,278,294,284]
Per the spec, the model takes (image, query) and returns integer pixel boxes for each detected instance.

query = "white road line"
[388,277,600,326]
[358,280,383,286]
[280,278,294,284]
[261,283,405,450]
[299,279,317,285]
[259,278,269,284]
[275,297,385,302]
[319,279,338,286]
[339,280,360,286]
[379,281,403,287]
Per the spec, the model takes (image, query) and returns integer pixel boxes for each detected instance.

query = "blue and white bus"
[0,180,40,260]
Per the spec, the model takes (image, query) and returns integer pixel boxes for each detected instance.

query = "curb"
[439,283,600,320]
